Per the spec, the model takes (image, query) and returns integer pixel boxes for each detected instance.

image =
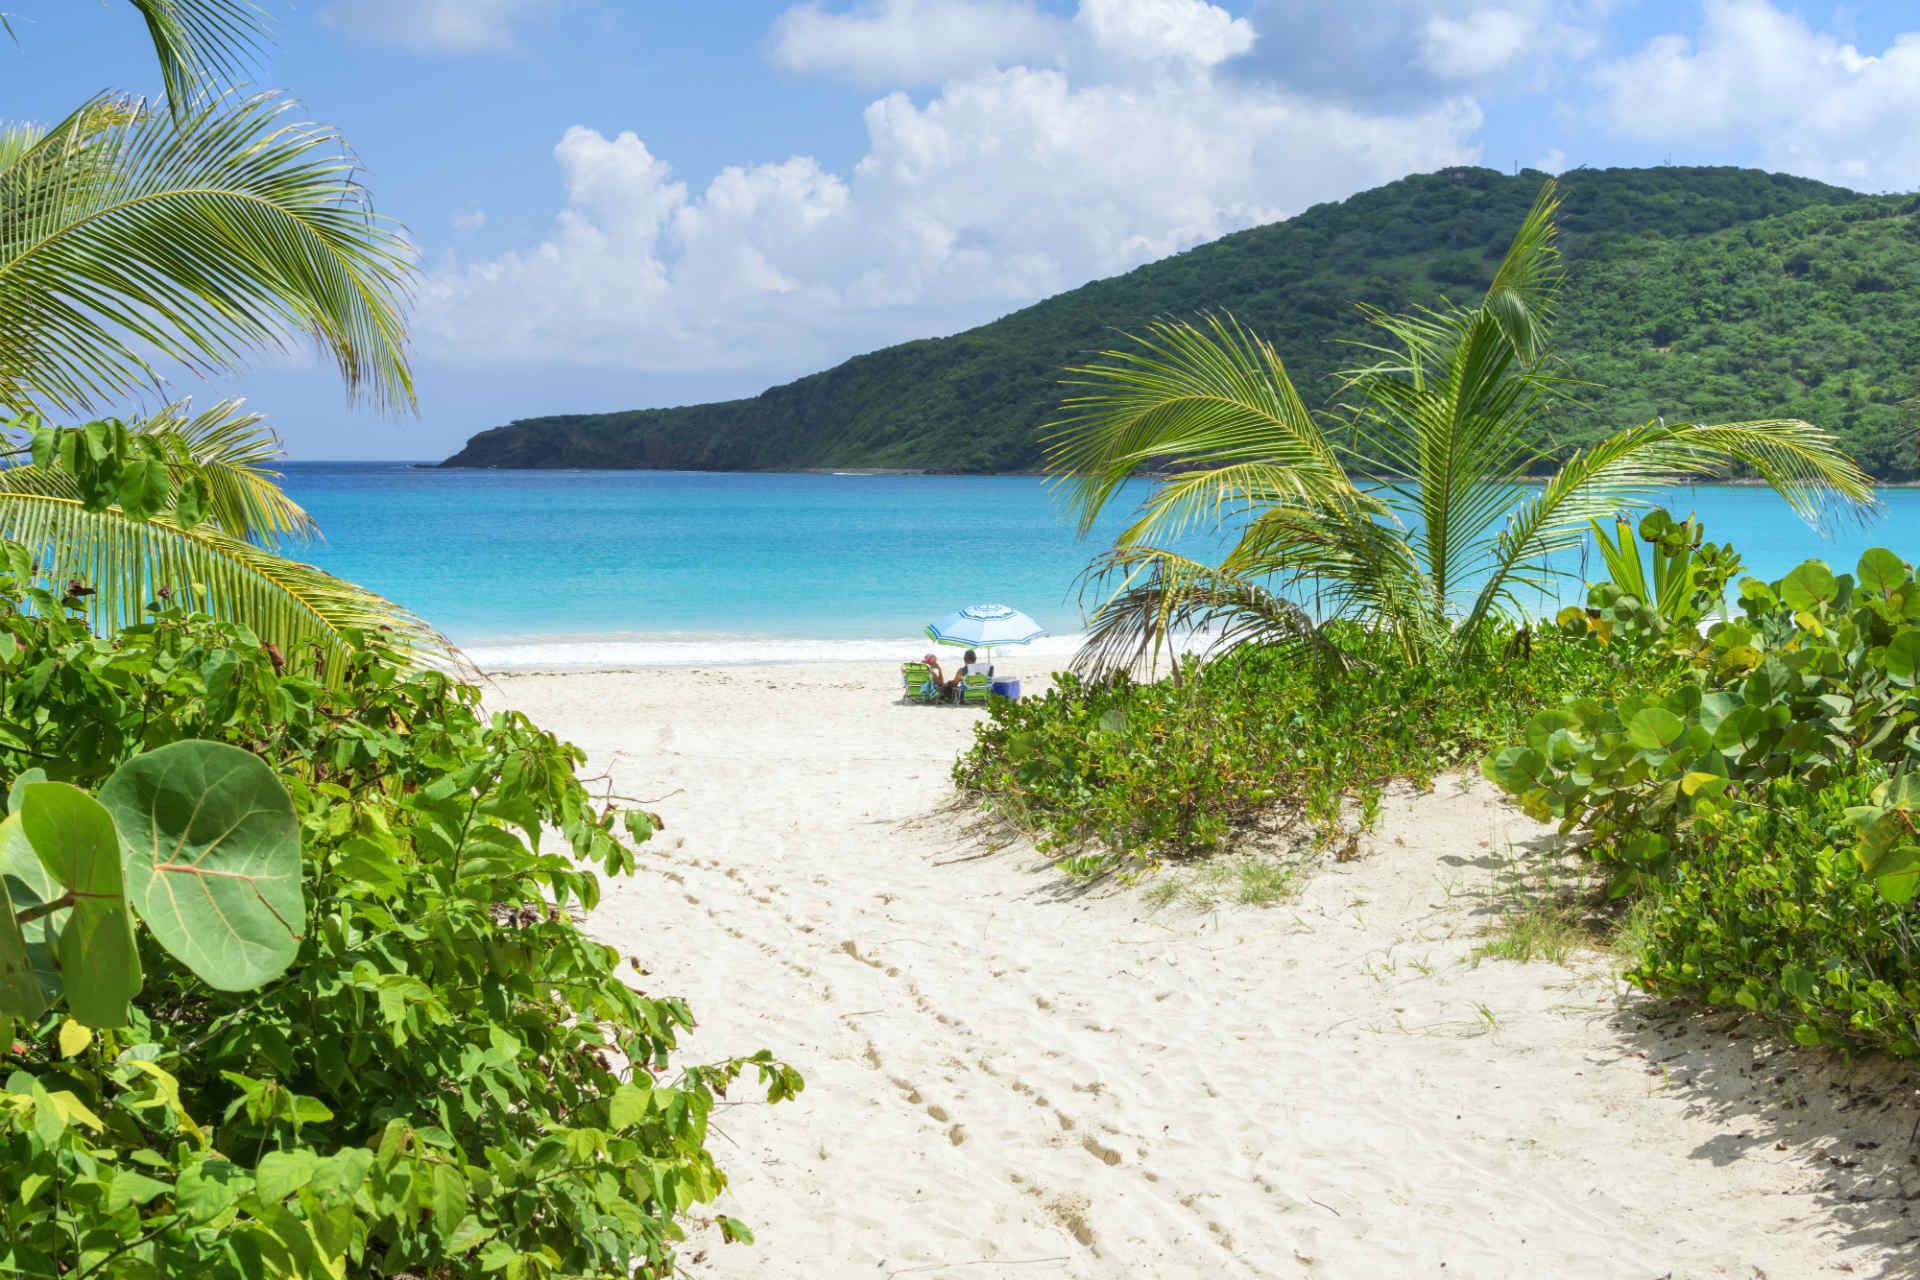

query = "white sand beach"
[492,662,1920,1279]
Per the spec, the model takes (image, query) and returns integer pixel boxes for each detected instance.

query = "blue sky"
[6,1,1920,458]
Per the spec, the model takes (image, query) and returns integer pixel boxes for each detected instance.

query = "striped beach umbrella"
[925,603,1045,652]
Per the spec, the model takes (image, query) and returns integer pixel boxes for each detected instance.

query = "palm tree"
[1049,182,1876,674]
[0,1,436,671]
[0,401,445,671]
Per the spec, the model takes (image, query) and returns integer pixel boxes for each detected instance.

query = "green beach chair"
[900,661,940,704]
[958,672,995,706]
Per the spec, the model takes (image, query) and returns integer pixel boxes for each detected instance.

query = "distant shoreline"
[411,461,1920,487]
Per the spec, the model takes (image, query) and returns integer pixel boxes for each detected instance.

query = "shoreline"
[462,633,1090,673]
[414,461,1920,487]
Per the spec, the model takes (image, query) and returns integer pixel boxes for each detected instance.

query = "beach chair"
[958,672,995,706]
[900,661,940,704]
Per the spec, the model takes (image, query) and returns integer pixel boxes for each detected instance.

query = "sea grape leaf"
[57,1018,91,1058]
[1780,560,1837,611]
[0,814,61,1009]
[115,456,171,522]
[20,783,139,1027]
[57,894,142,1027]
[1886,632,1920,686]
[5,767,45,817]
[256,1149,320,1203]
[101,740,304,991]
[1857,548,1908,596]
[0,858,44,1019]
[1627,707,1685,752]
[1856,832,1920,905]
[20,781,122,896]
[175,1157,250,1223]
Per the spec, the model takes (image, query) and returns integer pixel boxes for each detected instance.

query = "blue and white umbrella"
[925,603,1046,654]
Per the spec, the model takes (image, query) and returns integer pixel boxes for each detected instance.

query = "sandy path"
[492,663,1920,1279]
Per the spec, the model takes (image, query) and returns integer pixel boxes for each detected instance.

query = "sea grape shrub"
[0,739,306,1039]
[0,578,799,1278]
[1487,546,1920,903]
[1566,509,1744,655]
[956,628,1654,875]
[1627,774,1920,1057]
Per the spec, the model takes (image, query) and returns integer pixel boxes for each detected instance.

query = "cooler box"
[990,678,1021,701]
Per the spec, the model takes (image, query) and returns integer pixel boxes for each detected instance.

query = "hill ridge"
[441,165,1920,478]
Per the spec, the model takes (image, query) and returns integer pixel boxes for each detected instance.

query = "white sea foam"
[463,632,1095,672]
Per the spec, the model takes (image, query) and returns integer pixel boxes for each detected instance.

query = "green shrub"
[1487,544,1920,903]
[956,627,1662,875]
[0,574,798,1278]
[1628,773,1920,1056]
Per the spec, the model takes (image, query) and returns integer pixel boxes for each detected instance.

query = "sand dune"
[492,662,1920,1279]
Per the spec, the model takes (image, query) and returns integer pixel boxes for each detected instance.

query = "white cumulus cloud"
[1419,8,1540,80]
[767,0,1067,86]
[1076,0,1255,67]
[317,0,551,54]
[1241,0,1603,106]
[417,2,1481,375]
[1592,0,1920,189]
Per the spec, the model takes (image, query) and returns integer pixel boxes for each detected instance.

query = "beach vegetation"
[0,2,429,674]
[1047,180,1873,674]
[0,404,444,675]
[0,10,795,1274]
[1487,545,1920,902]
[955,626,1662,874]
[1624,773,1920,1056]
[1485,536,1920,1054]
[0,8,413,418]
[0,565,798,1276]
[1471,869,1607,968]
[1584,508,1744,640]
[1140,854,1295,911]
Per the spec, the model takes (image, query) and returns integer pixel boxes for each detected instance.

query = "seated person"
[920,652,946,693]
[944,649,989,699]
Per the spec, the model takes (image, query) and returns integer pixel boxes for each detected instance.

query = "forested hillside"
[441,166,1920,478]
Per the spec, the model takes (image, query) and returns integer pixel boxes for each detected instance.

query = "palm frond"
[124,0,269,114]
[0,400,315,545]
[1338,179,1568,610]
[1459,417,1877,641]
[1115,460,1327,547]
[1222,494,1443,662]
[135,398,315,544]
[1480,180,1562,364]
[0,490,448,677]
[1074,544,1344,678]
[0,91,415,417]
[1045,313,1353,538]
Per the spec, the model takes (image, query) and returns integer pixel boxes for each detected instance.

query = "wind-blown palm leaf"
[124,0,268,114]
[1338,182,1569,617]
[1458,418,1877,639]
[133,398,314,543]
[0,400,315,545]
[1046,313,1352,538]
[1075,545,1342,677]
[0,91,414,417]
[1478,184,1562,363]
[0,490,445,675]
[1221,495,1443,662]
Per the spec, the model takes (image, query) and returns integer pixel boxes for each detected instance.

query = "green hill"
[439,166,1920,479]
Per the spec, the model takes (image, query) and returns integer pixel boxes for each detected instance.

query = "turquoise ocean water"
[279,464,1920,668]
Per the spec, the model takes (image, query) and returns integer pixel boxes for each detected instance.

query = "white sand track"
[492,662,1920,1279]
